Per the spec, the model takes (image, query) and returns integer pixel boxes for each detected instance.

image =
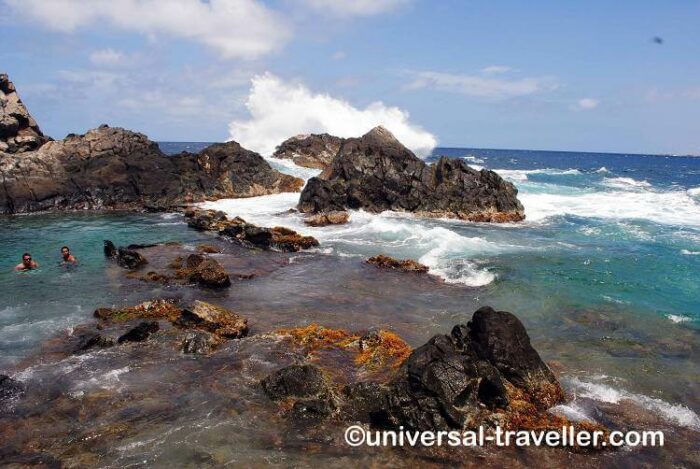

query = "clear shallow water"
[1,144,699,463]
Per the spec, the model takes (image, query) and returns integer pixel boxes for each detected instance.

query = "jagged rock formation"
[365,254,429,273]
[0,125,303,214]
[272,133,345,169]
[0,74,303,214]
[298,126,524,222]
[263,307,566,432]
[0,73,48,153]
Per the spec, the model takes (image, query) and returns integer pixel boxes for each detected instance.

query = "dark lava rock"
[298,126,524,222]
[0,77,303,214]
[468,306,558,390]
[117,321,159,344]
[182,330,216,354]
[103,240,117,258]
[73,332,115,354]
[261,364,326,400]
[185,209,319,252]
[291,396,336,419]
[0,374,24,402]
[0,73,48,153]
[116,247,148,270]
[184,254,231,288]
[272,133,345,170]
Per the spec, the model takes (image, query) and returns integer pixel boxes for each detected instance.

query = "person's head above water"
[60,246,77,264]
[16,252,38,271]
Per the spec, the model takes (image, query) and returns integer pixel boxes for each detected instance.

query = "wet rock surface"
[181,254,231,288]
[0,374,24,402]
[0,73,48,153]
[272,133,345,169]
[118,321,160,344]
[185,208,319,252]
[303,210,350,227]
[366,254,429,273]
[261,364,327,400]
[298,126,525,222]
[0,78,304,214]
[177,300,248,339]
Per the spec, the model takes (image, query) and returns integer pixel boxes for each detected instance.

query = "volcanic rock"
[116,247,148,270]
[185,209,319,252]
[183,254,231,288]
[182,330,217,354]
[272,133,345,170]
[177,300,248,339]
[117,321,160,344]
[261,364,327,400]
[0,77,303,214]
[0,73,47,153]
[303,210,349,227]
[298,126,524,222]
[365,254,429,273]
[0,374,24,402]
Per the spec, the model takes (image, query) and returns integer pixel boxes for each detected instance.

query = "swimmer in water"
[60,246,78,267]
[15,253,39,271]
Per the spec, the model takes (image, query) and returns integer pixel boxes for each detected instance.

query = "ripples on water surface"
[0,145,699,465]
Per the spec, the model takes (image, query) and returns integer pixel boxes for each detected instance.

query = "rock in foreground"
[298,126,524,222]
[272,133,345,169]
[263,307,568,433]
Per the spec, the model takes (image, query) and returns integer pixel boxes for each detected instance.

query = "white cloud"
[332,50,347,60]
[480,65,512,75]
[89,48,128,67]
[6,0,290,59]
[406,71,557,100]
[572,97,600,110]
[228,73,437,157]
[298,0,409,16]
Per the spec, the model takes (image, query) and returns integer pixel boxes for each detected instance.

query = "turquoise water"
[0,212,210,367]
[1,145,699,432]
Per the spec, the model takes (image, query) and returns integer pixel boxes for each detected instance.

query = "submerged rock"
[298,126,524,222]
[272,133,346,170]
[0,73,48,153]
[185,209,319,252]
[182,254,231,288]
[116,247,148,270]
[303,210,349,227]
[261,364,327,400]
[0,374,24,402]
[182,330,218,355]
[72,332,115,354]
[365,254,429,273]
[0,78,303,214]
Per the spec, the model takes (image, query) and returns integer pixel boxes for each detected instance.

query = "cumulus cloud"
[480,65,512,75]
[228,73,437,157]
[572,97,600,110]
[89,48,130,67]
[6,0,290,59]
[298,0,409,16]
[406,70,557,100]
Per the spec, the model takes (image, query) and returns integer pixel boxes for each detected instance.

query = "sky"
[1,0,699,155]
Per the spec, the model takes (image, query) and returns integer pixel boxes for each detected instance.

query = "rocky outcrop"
[181,254,231,288]
[303,210,349,227]
[0,75,304,215]
[263,307,565,433]
[298,126,524,222]
[117,321,160,344]
[365,254,429,273]
[185,208,319,252]
[0,74,47,153]
[176,300,248,339]
[272,133,345,170]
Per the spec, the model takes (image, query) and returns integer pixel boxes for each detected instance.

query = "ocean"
[1,143,699,464]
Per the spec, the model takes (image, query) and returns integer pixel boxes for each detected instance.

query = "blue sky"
[1,0,699,155]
